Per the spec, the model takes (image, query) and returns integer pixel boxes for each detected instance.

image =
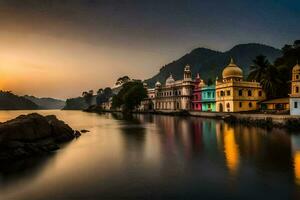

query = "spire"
[196,73,200,79]
[230,57,235,65]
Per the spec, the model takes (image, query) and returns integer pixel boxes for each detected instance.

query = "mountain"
[145,43,282,86]
[0,91,39,110]
[63,97,89,110]
[24,95,65,109]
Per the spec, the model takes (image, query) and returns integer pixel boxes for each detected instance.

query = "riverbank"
[85,107,300,131]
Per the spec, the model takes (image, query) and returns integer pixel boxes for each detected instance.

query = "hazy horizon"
[0,0,299,99]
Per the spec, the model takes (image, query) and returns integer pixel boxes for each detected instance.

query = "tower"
[183,65,192,81]
[290,61,300,115]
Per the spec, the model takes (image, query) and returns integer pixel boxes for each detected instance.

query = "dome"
[155,81,161,87]
[293,62,300,73]
[222,58,243,79]
[199,79,206,87]
[166,74,175,86]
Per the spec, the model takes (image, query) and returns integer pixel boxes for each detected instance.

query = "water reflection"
[292,135,300,186]
[223,125,240,175]
[0,111,299,199]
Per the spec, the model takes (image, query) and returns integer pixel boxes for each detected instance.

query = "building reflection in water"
[223,124,240,175]
[292,135,300,186]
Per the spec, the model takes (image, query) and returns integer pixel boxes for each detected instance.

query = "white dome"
[155,81,161,87]
[166,74,175,86]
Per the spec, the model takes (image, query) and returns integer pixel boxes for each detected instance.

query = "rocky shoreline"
[0,113,80,161]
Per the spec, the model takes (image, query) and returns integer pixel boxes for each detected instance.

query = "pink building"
[192,74,203,111]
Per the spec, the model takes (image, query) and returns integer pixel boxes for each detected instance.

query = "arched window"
[249,102,253,108]
[258,91,262,97]
[238,90,243,96]
[248,90,252,96]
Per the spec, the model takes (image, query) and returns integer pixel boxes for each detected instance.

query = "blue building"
[201,85,216,111]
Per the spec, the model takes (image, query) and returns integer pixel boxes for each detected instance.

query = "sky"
[0,0,299,99]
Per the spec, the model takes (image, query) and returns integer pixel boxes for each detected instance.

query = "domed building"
[143,65,194,111]
[290,62,300,115]
[215,58,266,112]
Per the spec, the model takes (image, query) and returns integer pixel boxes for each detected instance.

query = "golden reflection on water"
[294,152,300,185]
[223,125,240,175]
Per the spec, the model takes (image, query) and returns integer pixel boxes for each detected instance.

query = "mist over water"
[0,110,300,199]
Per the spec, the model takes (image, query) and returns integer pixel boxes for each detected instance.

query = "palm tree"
[248,55,270,82]
[260,65,282,98]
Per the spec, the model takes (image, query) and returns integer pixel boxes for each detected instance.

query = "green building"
[201,85,216,111]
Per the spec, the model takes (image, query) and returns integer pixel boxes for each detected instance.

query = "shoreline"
[84,108,300,131]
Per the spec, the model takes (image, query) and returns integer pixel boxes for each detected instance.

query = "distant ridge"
[23,95,65,109]
[0,91,39,110]
[145,43,282,86]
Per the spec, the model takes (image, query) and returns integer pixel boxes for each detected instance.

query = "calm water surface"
[0,110,300,200]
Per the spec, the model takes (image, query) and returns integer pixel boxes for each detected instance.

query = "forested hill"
[145,43,282,86]
[0,91,39,110]
[23,95,65,109]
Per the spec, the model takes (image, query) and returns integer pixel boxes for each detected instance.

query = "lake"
[0,110,300,200]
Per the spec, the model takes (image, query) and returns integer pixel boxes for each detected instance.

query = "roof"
[259,97,290,104]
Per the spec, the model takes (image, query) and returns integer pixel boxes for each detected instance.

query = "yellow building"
[215,58,266,112]
[290,62,300,115]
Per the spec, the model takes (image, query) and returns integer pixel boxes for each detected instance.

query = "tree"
[96,87,113,105]
[247,55,282,98]
[248,55,270,82]
[82,90,94,106]
[115,76,130,86]
[97,88,103,95]
[259,65,282,98]
[112,81,147,112]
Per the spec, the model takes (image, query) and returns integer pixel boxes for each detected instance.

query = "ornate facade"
[290,62,300,115]
[215,58,266,112]
[147,65,194,111]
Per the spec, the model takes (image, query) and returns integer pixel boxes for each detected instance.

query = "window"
[239,90,243,96]
[207,92,211,98]
[221,91,225,96]
[296,87,299,93]
[249,102,253,108]
[297,75,299,80]
[227,90,231,96]
[259,91,262,97]
[295,102,298,109]
[239,102,242,108]
[248,90,252,96]
[208,103,211,109]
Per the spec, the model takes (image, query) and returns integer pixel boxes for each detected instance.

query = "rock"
[74,130,81,138]
[80,129,90,133]
[0,113,76,161]
[45,115,75,142]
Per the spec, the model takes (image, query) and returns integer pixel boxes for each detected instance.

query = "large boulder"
[0,113,77,161]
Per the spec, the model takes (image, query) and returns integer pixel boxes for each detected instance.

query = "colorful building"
[290,62,300,115]
[150,65,194,111]
[192,74,203,111]
[215,58,266,112]
[201,85,216,111]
